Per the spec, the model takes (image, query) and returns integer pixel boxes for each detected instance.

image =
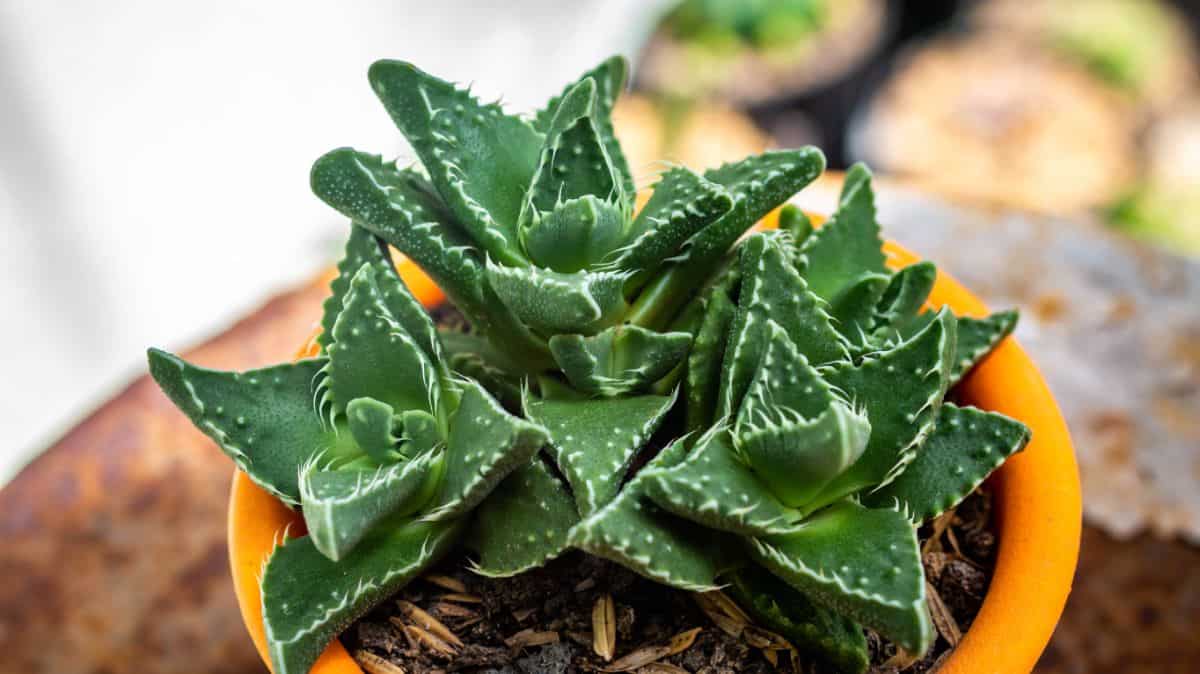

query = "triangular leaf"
[521,195,626,273]
[368,60,543,265]
[718,234,846,419]
[611,166,733,276]
[568,437,733,591]
[345,397,402,464]
[526,391,676,515]
[425,380,547,521]
[262,518,461,674]
[299,449,440,561]
[749,501,931,654]
[147,350,342,505]
[828,272,891,347]
[469,457,580,576]
[641,428,798,536]
[777,204,813,247]
[949,310,1018,386]
[535,55,633,201]
[327,264,443,417]
[807,310,956,511]
[685,269,739,431]
[548,324,692,396]
[863,403,1030,522]
[725,566,869,674]
[310,149,489,325]
[869,262,937,341]
[318,225,391,351]
[800,163,887,301]
[487,262,628,335]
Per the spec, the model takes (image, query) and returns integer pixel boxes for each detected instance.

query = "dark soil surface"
[344,490,996,674]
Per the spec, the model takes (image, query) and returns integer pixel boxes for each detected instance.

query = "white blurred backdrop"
[0,0,666,482]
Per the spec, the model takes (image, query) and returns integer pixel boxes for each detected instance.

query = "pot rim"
[228,245,1080,674]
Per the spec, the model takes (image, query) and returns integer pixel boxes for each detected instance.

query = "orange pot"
[229,245,1080,674]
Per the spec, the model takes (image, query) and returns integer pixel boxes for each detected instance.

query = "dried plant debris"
[348,490,995,674]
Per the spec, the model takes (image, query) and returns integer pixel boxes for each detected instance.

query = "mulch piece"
[347,491,997,674]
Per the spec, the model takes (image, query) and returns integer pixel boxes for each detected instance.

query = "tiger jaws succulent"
[150,54,1030,674]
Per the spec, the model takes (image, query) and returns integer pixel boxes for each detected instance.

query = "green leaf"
[326,264,443,418]
[686,148,826,271]
[299,449,441,561]
[864,403,1030,522]
[684,269,738,431]
[870,262,937,340]
[777,204,813,247]
[800,163,887,301]
[521,196,626,273]
[147,350,341,505]
[806,310,956,512]
[345,397,401,463]
[829,272,891,347]
[568,436,732,591]
[718,233,846,419]
[735,321,837,422]
[469,457,580,576]
[368,60,543,265]
[611,166,733,275]
[310,149,488,324]
[642,428,798,536]
[397,409,442,459]
[535,55,633,200]
[262,517,462,674]
[749,501,931,654]
[318,225,391,351]
[548,325,692,396]
[425,380,548,521]
[526,391,676,515]
[526,79,623,216]
[487,262,627,336]
[725,566,869,674]
[949,310,1018,386]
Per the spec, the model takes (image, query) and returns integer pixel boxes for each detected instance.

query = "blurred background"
[1,1,1198,672]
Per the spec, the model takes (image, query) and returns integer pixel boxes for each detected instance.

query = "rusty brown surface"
[0,273,331,674]
[1036,526,1200,674]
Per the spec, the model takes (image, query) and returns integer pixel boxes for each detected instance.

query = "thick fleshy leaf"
[749,501,931,654]
[425,380,548,521]
[318,225,391,351]
[487,262,628,335]
[548,325,692,396]
[718,233,846,419]
[522,195,626,273]
[685,270,738,431]
[829,272,891,347]
[327,264,443,417]
[310,149,489,324]
[299,450,441,561]
[345,397,401,463]
[262,518,462,674]
[806,310,957,512]
[526,391,676,515]
[686,148,826,270]
[948,310,1018,386]
[535,55,633,200]
[800,163,887,301]
[398,409,442,459]
[641,429,798,536]
[725,566,869,674]
[864,403,1030,521]
[368,60,543,265]
[568,437,732,591]
[735,322,836,423]
[527,79,622,215]
[870,262,937,340]
[469,457,580,576]
[611,166,732,275]
[777,204,813,247]
[147,350,342,504]
[736,403,871,510]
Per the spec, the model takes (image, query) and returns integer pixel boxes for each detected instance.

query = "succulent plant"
[148,227,547,674]
[151,53,1032,674]
[571,166,1031,670]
